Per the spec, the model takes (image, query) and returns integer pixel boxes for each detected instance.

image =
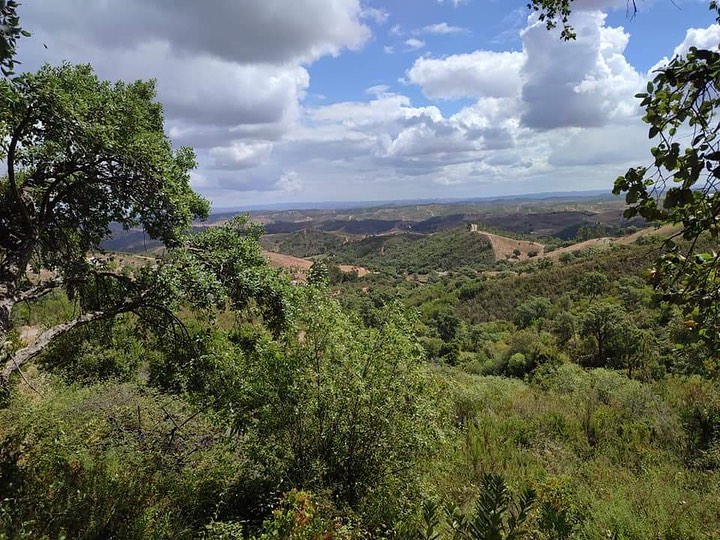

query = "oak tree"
[0,63,210,383]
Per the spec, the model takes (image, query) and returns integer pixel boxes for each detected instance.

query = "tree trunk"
[0,295,145,386]
[1,310,106,384]
[0,236,38,344]
[0,286,17,345]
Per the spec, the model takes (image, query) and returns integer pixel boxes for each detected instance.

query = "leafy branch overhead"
[0,0,29,76]
[614,45,720,352]
[528,0,639,41]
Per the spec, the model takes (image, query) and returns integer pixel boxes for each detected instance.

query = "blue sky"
[17,0,720,208]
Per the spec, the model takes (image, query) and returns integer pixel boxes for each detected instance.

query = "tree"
[0,63,210,384]
[306,260,329,286]
[234,292,434,518]
[530,1,720,359]
[577,271,608,301]
[0,0,28,76]
[528,0,638,40]
[579,302,629,367]
[435,309,461,341]
[513,296,551,328]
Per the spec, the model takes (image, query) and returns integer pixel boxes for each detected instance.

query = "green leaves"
[610,41,720,355]
[0,0,27,76]
[446,473,536,540]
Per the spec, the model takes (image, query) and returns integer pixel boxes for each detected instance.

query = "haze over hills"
[211,190,613,213]
[105,191,642,257]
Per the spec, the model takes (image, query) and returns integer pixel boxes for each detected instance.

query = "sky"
[15,0,720,209]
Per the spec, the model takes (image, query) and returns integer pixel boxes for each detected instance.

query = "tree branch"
[0,296,144,385]
[16,280,62,303]
[7,110,35,228]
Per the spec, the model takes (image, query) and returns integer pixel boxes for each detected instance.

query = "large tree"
[531,0,720,360]
[0,63,210,383]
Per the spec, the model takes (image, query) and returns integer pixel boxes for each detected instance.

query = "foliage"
[333,227,494,274]
[528,0,638,41]
[0,0,28,76]
[0,381,250,539]
[579,301,629,367]
[232,289,438,527]
[513,297,551,329]
[615,38,720,357]
[307,260,329,286]
[446,473,535,540]
[532,0,720,364]
[0,62,209,381]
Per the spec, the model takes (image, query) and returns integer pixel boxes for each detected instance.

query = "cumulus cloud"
[276,171,302,193]
[17,0,372,197]
[12,0,704,204]
[407,11,642,130]
[650,23,720,72]
[406,51,524,99]
[521,11,642,129]
[209,142,274,170]
[22,0,370,65]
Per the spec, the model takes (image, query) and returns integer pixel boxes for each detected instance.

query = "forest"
[1,1,720,539]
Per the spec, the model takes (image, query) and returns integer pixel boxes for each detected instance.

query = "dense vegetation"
[2,2,720,539]
[328,228,495,274]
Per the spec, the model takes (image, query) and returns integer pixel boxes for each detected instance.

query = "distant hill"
[329,228,495,274]
[102,195,644,258]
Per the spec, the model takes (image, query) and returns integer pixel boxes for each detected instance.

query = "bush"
[0,381,251,539]
[234,290,440,528]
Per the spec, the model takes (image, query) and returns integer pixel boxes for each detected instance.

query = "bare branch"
[16,280,62,303]
[0,297,144,385]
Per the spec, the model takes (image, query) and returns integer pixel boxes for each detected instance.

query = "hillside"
[329,227,495,273]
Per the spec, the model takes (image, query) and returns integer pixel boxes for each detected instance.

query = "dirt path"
[544,224,679,260]
[263,251,370,281]
[338,265,371,277]
[478,232,545,262]
[474,223,679,263]
[18,326,40,345]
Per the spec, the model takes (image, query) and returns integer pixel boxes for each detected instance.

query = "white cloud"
[406,51,524,99]
[209,142,274,170]
[521,11,643,129]
[14,0,707,205]
[405,38,426,51]
[276,171,302,193]
[362,7,390,25]
[436,0,467,7]
[365,84,391,96]
[22,0,370,65]
[650,23,720,72]
[18,0,371,196]
[415,23,469,35]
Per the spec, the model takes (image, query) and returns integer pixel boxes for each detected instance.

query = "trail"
[262,251,370,281]
[476,232,545,262]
